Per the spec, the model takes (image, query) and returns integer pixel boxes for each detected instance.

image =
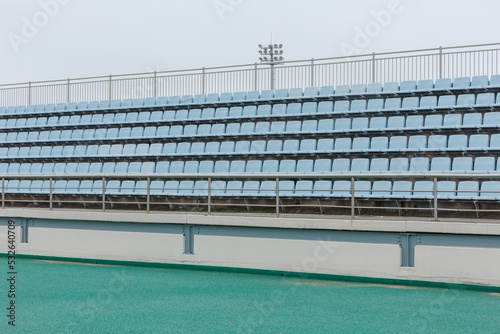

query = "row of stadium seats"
[3,179,500,201]
[1,157,498,175]
[2,109,500,135]
[2,94,500,125]
[2,76,500,116]
[2,134,500,159]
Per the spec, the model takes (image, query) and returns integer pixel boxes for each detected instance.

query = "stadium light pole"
[259,44,284,90]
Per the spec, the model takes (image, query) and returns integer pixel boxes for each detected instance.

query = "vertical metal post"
[439,46,443,79]
[270,63,275,90]
[371,53,376,83]
[102,177,106,212]
[202,67,206,94]
[108,75,112,102]
[276,178,280,218]
[310,58,315,87]
[146,177,150,213]
[153,71,157,98]
[28,81,32,105]
[207,178,212,215]
[67,78,71,103]
[254,63,258,91]
[1,178,4,209]
[351,177,355,219]
[433,177,438,221]
[49,178,53,210]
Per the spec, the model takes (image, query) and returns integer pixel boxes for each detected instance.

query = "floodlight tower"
[258,43,284,90]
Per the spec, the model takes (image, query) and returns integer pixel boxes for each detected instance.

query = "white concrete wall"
[1,217,500,287]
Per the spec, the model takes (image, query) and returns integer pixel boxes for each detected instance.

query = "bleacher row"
[1,76,500,210]
[0,157,499,175]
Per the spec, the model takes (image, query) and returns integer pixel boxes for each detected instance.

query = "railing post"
[102,177,106,212]
[433,177,438,221]
[254,63,258,92]
[108,75,112,102]
[1,178,4,209]
[49,178,53,210]
[439,46,443,79]
[351,177,355,219]
[146,177,150,213]
[202,67,206,95]
[276,178,280,218]
[371,53,376,84]
[207,177,212,215]
[28,81,32,105]
[67,78,71,103]
[153,71,157,98]
[310,58,315,87]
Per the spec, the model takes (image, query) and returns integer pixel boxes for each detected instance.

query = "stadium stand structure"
[0,75,500,218]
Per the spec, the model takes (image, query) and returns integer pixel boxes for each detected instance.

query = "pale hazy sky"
[1,0,499,84]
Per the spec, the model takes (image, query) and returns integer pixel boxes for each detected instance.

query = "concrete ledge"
[1,207,499,236]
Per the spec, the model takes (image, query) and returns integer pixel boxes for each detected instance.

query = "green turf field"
[1,258,499,333]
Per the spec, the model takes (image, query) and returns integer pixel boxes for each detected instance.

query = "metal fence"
[2,43,500,107]
[1,173,499,221]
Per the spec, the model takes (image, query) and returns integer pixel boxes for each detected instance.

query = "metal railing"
[1,173,499,221]
[2,43,500,107]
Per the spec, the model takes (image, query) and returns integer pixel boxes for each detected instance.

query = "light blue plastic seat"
[240,122,255,134]
[183,125,197,137]
[477,93,496,106]
[259,181,276,196]
[470,76,488,88]
[408,136,427,151]
[283,140,299,153]
[400,81,416,92]
[199,161,215,174]
[301,120,317,133]
[219,92,233,102]
[367,83,382,93]
[410,158,429,172]
[149,181,164,195]
[205,142,220,154]
[385,98,401,109]
[438,95,456,107]
[370,181,392,199]
[220,141,235,154]
[228,107,243,118]
[188,109,202,120]
[287,103,302,115]
[352,117,369,130]
[232,92,246,101]
[370,137,389,152]
[312,181,332,197]
[354,181,371,198]
[127,162,141,174]
[352,138,370,151]
[278,181,295,197]
[431,157,451,172]
[314,159,332,173]
[169,161,184,174]
[226,123,240,135]
[480,182,500,200]
[473,157,495,173]
[319,86,334,96]
[332,159,350,173]
[178,181,194,195]
[267,140,283,153]
[318,119,334,132]
[370,158,389,172]
[206,93,220,103]
[332,181,352,198]
[383,82,399,92]
[413,181,434,199]
[436,181,455,200]
[387,116,406,130]
[242,181,260,196]
[427,135,447,151]
[245,91,260,100]
[335,118,351,131]
[369,117,386,130]
[389,136,408,152]
[162,143,176,155]
[351,84,366,94]
[350,100,366,112]
[279,160,296,173]
[456,181,479,200]
[334,138,351,152]
[226,181,243,196]
[296,160,314,173]
[175,109,188,120]
[435,78,452,90]
[424,115,443,128]
[406,116,424,129]
[304,87,318,97]
[294,181,314,197]
[190,142,205,154]
[453,77,471,89]
[299,139,316,153]
[270,121,286,133]
[214,161,230,173]
[260,90,274,100]
[213,108,227,119]
[402,97,419,108]
[367,99,384,110]
[334,101,350,113]
[302,102,317,114]
[246,160,262,173]
[318,102,333,114]
[235,141,250,153]
[229,161,245,174]
[456,94,475,106]
[351,159,369,172]
[89,163,103,174]
[184,161,199,174]
[391,181,413,199]
[335,85,350,95]
[447,135,468,151]
[262,160,279,173]
[443,114,462,128]
[468,134,489,150]
[101,162,116,174]
[285,121,301,133]
[176,142,191,155]
[452,157,473,173]
[164,181,179,195]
